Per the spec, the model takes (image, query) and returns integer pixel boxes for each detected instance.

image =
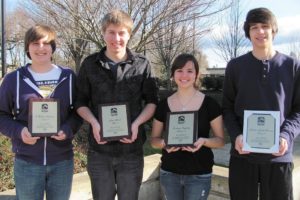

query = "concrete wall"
[209,166,230,200]
[138,154,162,200]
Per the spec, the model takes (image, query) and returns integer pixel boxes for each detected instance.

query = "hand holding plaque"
[98,103,131,141]
[28,98,60,137]
[164,111,198,147]
[242,110,280,153]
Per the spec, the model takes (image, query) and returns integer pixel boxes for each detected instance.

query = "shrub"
[73,122,89,173]
[202,76,224,91]
[0,135,14,192]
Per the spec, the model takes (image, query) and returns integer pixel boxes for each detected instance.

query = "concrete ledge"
[209,166,230,200]
[69,171,92,200]
[139,154,161,200]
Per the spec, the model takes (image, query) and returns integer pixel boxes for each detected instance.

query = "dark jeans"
[14,158,73,200]
[229,156,293,200]
[87,150,144,200]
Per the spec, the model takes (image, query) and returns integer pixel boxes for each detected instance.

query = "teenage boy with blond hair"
[75,10,158,200]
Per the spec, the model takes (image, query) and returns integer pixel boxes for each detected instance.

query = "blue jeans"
[160,169,212,200]
[87,150,144,200]
[14,158,74,200]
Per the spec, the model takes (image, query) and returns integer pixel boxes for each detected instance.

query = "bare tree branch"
[212,0,248,63]
[18,0,230,75]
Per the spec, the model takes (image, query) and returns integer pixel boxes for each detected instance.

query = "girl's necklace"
[176,91,197,111]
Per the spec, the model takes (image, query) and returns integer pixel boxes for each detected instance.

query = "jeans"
[87,150,144,200]
[160,169,211,200]
[14,158,74,200]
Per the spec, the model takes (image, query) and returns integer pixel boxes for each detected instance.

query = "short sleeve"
[206,96,222,122]
[154,98,168,123]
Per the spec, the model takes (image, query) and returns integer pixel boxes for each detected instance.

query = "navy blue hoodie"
[0,64,82,165]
